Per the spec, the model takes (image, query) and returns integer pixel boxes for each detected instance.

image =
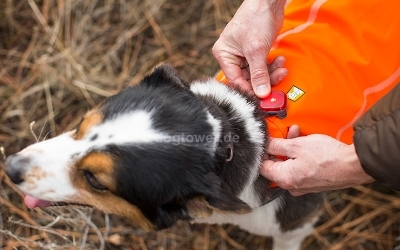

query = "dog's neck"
[190,79,269,208]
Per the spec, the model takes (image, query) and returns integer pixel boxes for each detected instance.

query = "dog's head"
[5,64,251,230]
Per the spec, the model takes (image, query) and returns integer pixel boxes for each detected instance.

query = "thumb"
[248,55,271,98]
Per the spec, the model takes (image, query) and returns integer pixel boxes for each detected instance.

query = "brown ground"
[0,1,399,249]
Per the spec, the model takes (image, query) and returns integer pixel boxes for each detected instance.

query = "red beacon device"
[260,91,287,119]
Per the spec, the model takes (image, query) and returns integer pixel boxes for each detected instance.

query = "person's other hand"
[213,0,286,98]
[261,131,374,196]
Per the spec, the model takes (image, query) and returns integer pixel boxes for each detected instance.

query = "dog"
[5,64,324,250]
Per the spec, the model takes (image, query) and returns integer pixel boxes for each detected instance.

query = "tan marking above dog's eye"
[74,111,103,140]
[74,152,116,192]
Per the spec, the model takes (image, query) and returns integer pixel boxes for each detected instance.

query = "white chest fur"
[194,197,283,236]
[193,196,316,250]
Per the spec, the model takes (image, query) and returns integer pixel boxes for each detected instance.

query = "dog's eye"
[83,170,107,191]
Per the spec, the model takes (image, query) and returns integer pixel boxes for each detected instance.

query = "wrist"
[344,144,374,185]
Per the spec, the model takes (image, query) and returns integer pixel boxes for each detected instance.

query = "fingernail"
[255,84,270,97]
[277,58,286,68]
[278,70,288,81]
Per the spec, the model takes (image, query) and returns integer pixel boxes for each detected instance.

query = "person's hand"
[213,0,286,98]
[261,130,374,196]
[231,55,287,96]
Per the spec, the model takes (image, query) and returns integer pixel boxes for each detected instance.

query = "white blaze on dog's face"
[8,110,170,229]
[5,64,252,231]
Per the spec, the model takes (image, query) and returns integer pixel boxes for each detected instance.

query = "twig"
[29,121,39,142]
[215,226,245,250]
[16,26,39,86]
[0,147,6,160]
[0,197,37,226]
[0,230,34,250]
[77,208,105,250]
[43,81,56,137]
[6,219,69,240]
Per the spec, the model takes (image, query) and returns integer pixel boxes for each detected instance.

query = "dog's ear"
[185,194,251,220]
[186,172,252,219]
[141,63,188,88]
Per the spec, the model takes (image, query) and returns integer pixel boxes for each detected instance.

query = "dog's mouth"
[24,195,90,208]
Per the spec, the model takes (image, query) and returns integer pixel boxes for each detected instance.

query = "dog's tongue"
[24,195,52,209]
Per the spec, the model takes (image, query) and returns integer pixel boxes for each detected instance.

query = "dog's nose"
[5,154,28,184]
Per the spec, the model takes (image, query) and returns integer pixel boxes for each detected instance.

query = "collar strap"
[260,181,287,207]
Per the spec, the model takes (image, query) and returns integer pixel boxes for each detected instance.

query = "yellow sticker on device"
[287,86,305,102]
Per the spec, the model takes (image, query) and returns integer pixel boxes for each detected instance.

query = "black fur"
[194,90,267,196]
[97,65,258,229]
[94,64,323,231]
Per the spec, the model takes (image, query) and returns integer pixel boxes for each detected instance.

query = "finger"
[286,124,300,139]
[268,56,286,74]
[212,45,253,91]
[269,68,288,86]
[261,159,305,195]
[259,159,283,181]
[247,54,271,98]
[288,190,307,196]
[220,64,252,91]
[220,63,253,91]
[266,137,295,157]
[241,67,251,81]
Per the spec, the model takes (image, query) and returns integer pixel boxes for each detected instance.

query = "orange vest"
[215,0,400,144]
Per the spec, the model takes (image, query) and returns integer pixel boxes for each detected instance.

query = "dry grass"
[0,0,399,249]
